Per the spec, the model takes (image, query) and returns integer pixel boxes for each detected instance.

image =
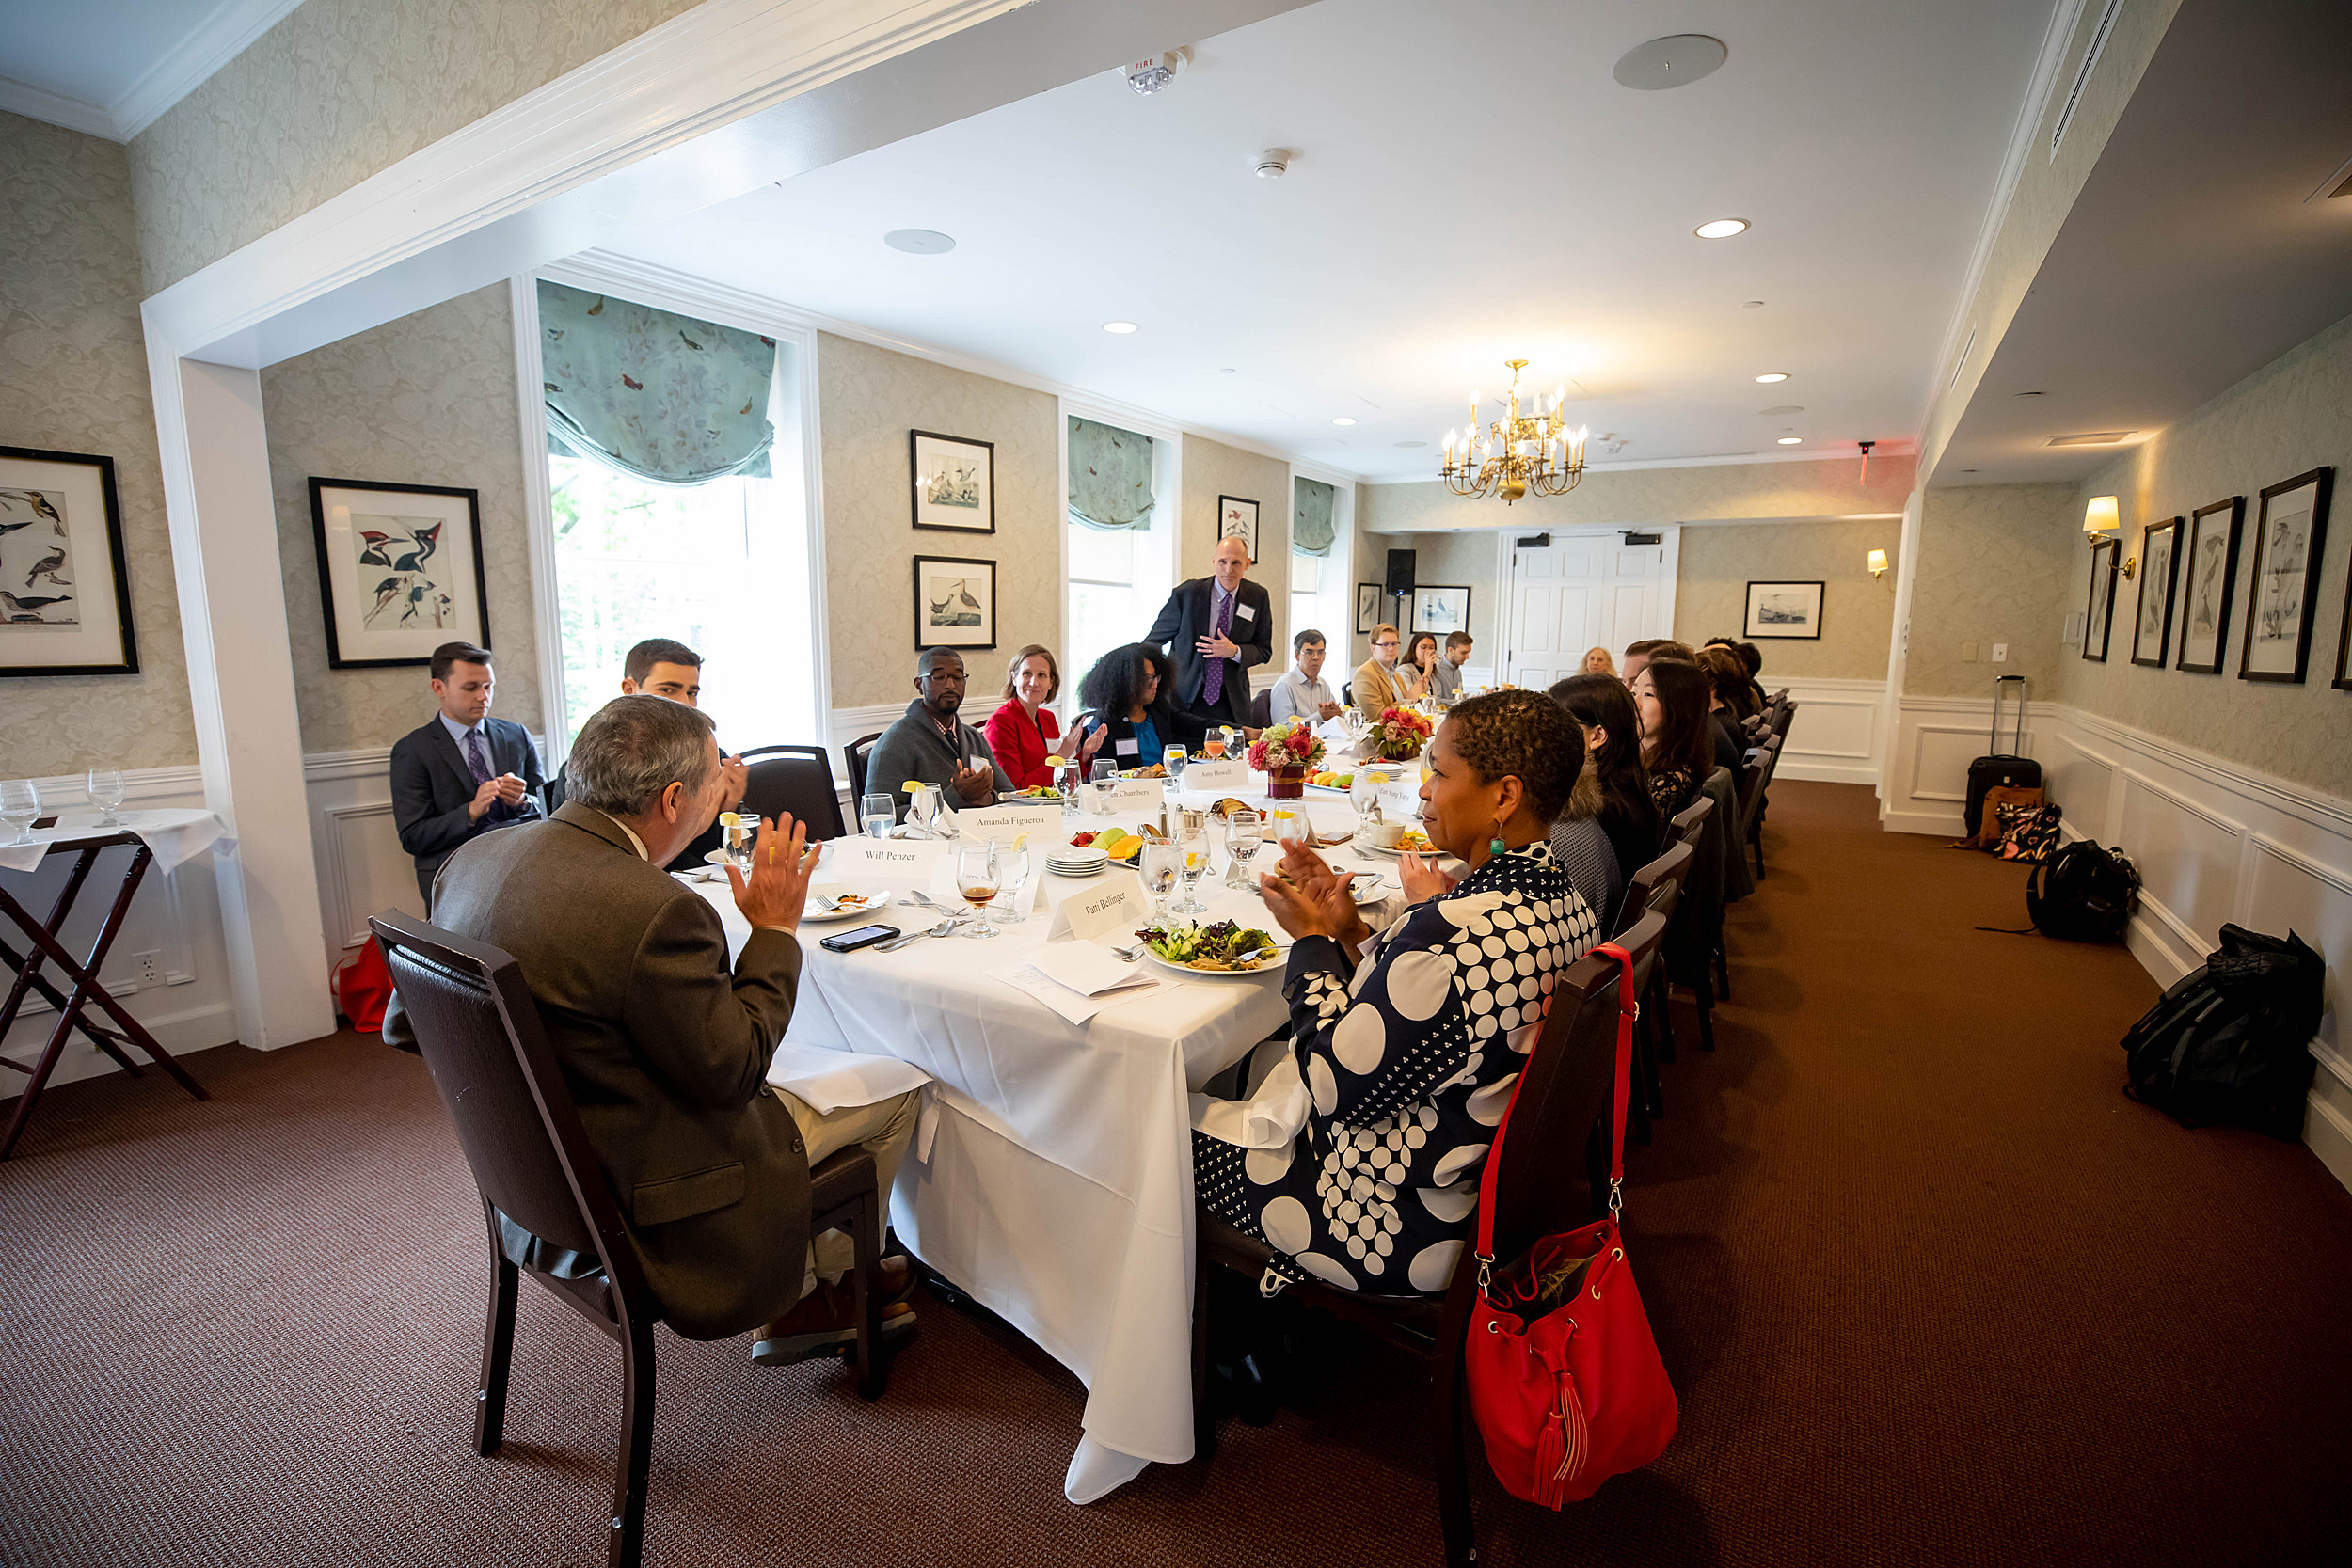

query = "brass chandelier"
[1440,360,1589,503]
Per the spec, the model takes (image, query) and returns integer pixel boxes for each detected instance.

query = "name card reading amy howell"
[1180,759,1248,793]
[1045,873,1146,943]
[827,838,944,881]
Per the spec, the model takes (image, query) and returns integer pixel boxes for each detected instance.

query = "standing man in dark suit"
[1146,533,1274,734]
[389,641,546,909]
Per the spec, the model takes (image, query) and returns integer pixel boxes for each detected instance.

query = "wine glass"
[860,794,895,840]
[86,768,126,828]
[1174,815,1209,913]
[0,779,38,846]
[1200,727,1229,760]
[721,813,755,873]
[1222,807,1262,889]
[955,842,1001,940]
[1269,806,1314,856]
[907,783,943,838]
[994,840,1032,925]
[1163,744,1187,790]
[1350,766,1384,833]
[1139,841,1181,925]
[1053,758,1082,816]
[1089,759,1118,815]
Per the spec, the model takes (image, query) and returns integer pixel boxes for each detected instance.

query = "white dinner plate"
[703,848,743,868]
[1302,783,1355,797]
[1141,948,1284,981]
[1354,838,1433,858]
[799,882,891,923]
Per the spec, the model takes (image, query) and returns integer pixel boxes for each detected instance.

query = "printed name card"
[1181,759,1248,793]
[1093,778,1164,813]
[826,838,944,881]
[1045,872,1145,943]
[961,804,1061,843]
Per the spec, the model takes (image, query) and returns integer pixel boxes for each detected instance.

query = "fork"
[1112,943,1146,962]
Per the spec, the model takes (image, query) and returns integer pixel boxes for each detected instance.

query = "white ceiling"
[0,0,301,141]
[613,0,2061,482]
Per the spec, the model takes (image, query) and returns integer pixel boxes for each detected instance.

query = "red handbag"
[1463,941,1677,1507]
[332,937,393,1033]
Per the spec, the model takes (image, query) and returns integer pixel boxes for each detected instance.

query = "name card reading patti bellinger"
[1046,872,1146,943]
[827,838,943,880]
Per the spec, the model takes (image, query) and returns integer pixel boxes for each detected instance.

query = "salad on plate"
[1135,919,1281,973]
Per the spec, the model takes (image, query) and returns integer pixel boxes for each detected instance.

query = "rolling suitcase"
[1963,674,2041,837]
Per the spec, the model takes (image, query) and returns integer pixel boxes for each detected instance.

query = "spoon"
[875,919,957,952]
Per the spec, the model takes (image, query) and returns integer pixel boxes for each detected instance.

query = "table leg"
[0,849,144,1077]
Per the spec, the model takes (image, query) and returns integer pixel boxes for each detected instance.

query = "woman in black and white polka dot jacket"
[1194,690,1600,1295]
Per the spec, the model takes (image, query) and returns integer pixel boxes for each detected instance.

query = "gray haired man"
[385,694,920,1362]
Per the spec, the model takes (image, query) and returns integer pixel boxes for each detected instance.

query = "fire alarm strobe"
[1125,49,1188,94]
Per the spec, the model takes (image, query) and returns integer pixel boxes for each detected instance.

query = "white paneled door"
[1502,530,1677,689]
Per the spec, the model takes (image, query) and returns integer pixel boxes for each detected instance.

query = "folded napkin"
[765,1041,931,1115]
[1191,1052,1310,1150]
[1030,939,1155,998]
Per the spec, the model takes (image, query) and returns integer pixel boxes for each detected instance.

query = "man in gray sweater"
[867,647,1017,818]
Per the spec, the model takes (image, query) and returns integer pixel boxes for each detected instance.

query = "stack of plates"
[1047,845,1108,878]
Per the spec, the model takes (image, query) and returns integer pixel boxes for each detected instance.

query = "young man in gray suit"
[388,642,546,909]
[385,694,919,1360]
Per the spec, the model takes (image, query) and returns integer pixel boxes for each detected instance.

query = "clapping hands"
[1259,841,1372,950]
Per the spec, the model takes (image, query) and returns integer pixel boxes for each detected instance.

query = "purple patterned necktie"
[1203,588,1234,706]
[464,728,501,821]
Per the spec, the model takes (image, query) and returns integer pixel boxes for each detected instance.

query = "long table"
[688,780,1408,1502]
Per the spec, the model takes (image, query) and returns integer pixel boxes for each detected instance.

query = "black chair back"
[545,772,568,814]
[1249,688,1273,728]
[1670,791,1715,849]
[1621,840,1694,936]
[1739,736,1781,839]
[738,744,848,839]
[845,732,883,806]
[369,911,645,1307]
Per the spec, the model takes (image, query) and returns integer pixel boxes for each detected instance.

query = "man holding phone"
[389,641,546,910]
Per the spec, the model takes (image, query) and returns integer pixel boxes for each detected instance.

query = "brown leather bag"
[1952,784,2044,851]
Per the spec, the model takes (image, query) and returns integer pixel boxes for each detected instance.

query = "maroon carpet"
[3,781,2347,1566]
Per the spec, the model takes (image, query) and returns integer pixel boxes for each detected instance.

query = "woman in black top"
[1631,657,1713,831]
[1548,674,1661,895]
[1072,643,1201,770]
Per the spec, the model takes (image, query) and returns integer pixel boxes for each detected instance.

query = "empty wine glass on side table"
[86,768,126,829]
[1,779,39,846]
[955,841,1002,940]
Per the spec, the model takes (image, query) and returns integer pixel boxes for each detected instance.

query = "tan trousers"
[770,1086,920,1296]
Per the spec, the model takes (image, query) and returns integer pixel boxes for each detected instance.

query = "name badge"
[1235,602,1256,623]
[1183,759,1248,793]
[826,838,943,881]
[961,803,1059,843]
[1045,872,1145,943]
[1099,778,1164,811]
[1114,736,1140,758]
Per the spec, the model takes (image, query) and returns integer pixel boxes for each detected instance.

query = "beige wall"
[1179,434,1293,657]
[1903,482,2078,699]
[1675,518,1901,680]
[1360,453,1915,535]
[128,0,699,291]
[261,285,541,752]
[817,332,1060,710]
[2049,309,2352,795]
[0,112,198,776]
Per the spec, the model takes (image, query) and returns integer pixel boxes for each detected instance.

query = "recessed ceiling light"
[1758,404,1804,416]
[1754,372,1789,384]
[1742,299,1766,309]
[1102,321,1139,334]
[2012,389,2045,398]
[1694,218,1749,239]
[882,228,956,254]
[1331,417,1358,426]
[1393,440,1427,450]
[1218,367,1237,374]
[1613,33,1728,90]
[1777,436,1804,445]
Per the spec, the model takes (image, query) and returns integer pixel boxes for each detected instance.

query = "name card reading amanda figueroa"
[1045,871,1146,943]
[827,838,944,880]
[961,803,1061,843]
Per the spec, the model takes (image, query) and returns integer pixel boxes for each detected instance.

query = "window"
[541,292,818,757]
[1289,474,1351,673]
[1063,416,1172,716]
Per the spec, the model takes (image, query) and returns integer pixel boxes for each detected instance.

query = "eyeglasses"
[1374,640,1398,650]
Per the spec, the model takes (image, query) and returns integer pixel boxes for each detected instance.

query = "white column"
[147,341,336,1048]
[1877,488,1925,812]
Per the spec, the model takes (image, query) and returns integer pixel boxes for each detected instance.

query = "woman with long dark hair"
[1549,673,1662,892]
[1631,657,1713,827]
[1073,642,1198,769]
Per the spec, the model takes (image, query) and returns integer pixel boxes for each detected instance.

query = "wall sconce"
[2083,494,2119,544]
[1867,548,1889,579]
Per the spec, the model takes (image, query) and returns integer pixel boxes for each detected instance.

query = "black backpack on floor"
[2023,841,2139,942]
[2120,925,2325,1139]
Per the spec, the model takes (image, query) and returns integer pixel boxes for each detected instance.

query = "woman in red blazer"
[983,643,1072,790]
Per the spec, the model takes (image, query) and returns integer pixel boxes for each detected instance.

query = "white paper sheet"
[996,961,1160,1027]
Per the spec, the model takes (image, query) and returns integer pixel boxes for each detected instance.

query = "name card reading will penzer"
[1181,759,1248,793]
[1045,872,1145,943]
[828,838,944,880]
[961,804,1061,843]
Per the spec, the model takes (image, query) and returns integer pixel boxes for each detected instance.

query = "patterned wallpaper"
[2051,309,2352,796]
[1903,483,2078,700]
[127,0,699,291]
[1179,434,1293,656]
[816,332,1059,710]
[1675,518,1901,680]
[0,112,199,776]
[1362,453,1915,534]
[260,285,541,752]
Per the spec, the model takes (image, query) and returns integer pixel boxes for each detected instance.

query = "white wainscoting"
[1769,676,1888,786]
[1883,693,2352,1194]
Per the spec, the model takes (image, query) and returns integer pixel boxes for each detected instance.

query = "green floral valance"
[539,281,776,486]
[1068,416,1155,531]
[1293,476,1337,557]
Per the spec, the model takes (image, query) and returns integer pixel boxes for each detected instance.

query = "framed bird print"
[2240,465,2331,684]
[909,430,995,533]
[0,445,139,677]
[912,554,995,651]
[1217,495,1260,560]
[2174,497,2243,675]
[308,477,489,669]
[2129,516,2181,668]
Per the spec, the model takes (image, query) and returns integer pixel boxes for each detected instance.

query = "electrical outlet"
[1992,642,2009,663]
[133,950,162,986]
[1962,641,1979,662]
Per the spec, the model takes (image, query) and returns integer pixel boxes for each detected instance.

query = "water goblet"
[1174,816,1209,913]
[955,842,1002,939]
[1223,807,1262,889]
[860,793,896,840]
[721,813,755,874]
[908,782,943,838]
[1139,841,1181,926]
[0,779,39,846]
[1163,744,1187,791]
[994,841,1033,924]
[1089,759,1118,815]
[86,768,126,828]
[1053,758,1083,816]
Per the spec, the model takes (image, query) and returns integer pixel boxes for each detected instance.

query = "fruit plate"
[1302,783,1354,797]
[799,882,892,923]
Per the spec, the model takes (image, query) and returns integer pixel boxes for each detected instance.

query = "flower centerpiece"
[1367,705,1435,762]
[1248,720,1327,799]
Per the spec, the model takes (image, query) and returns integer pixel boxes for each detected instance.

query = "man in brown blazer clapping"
[386,694,917,1361]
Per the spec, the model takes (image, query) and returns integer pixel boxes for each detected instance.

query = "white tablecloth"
[0,809,231,877]
[688,781,1405,1502]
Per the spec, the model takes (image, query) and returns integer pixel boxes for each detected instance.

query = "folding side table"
[0,828,210,1159]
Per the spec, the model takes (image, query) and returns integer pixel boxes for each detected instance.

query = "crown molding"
[114,0,308,142]
[0,75,119,140]
[1358,444,1917,485]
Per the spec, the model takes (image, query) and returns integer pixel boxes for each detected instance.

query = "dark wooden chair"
[1664,794,1724,1052]
[1739,735,1783,880]
[1249,688,1273,728]
[738,744,848,839]
[844,731,884,808]
[370,911,892,1568]
[1192,908,1667,1568]
[545,772,568,814]
[1619,842,1693,1132]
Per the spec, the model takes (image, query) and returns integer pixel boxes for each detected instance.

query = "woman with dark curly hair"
[1192,689,1600,1295]
[1071,642,1199,770]
[1631,657,1713,829]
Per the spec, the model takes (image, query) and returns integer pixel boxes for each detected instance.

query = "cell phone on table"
[819,924,899,954]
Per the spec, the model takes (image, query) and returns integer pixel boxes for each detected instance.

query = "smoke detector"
[1124,48,1189,95]
[1254,149,1292,179]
